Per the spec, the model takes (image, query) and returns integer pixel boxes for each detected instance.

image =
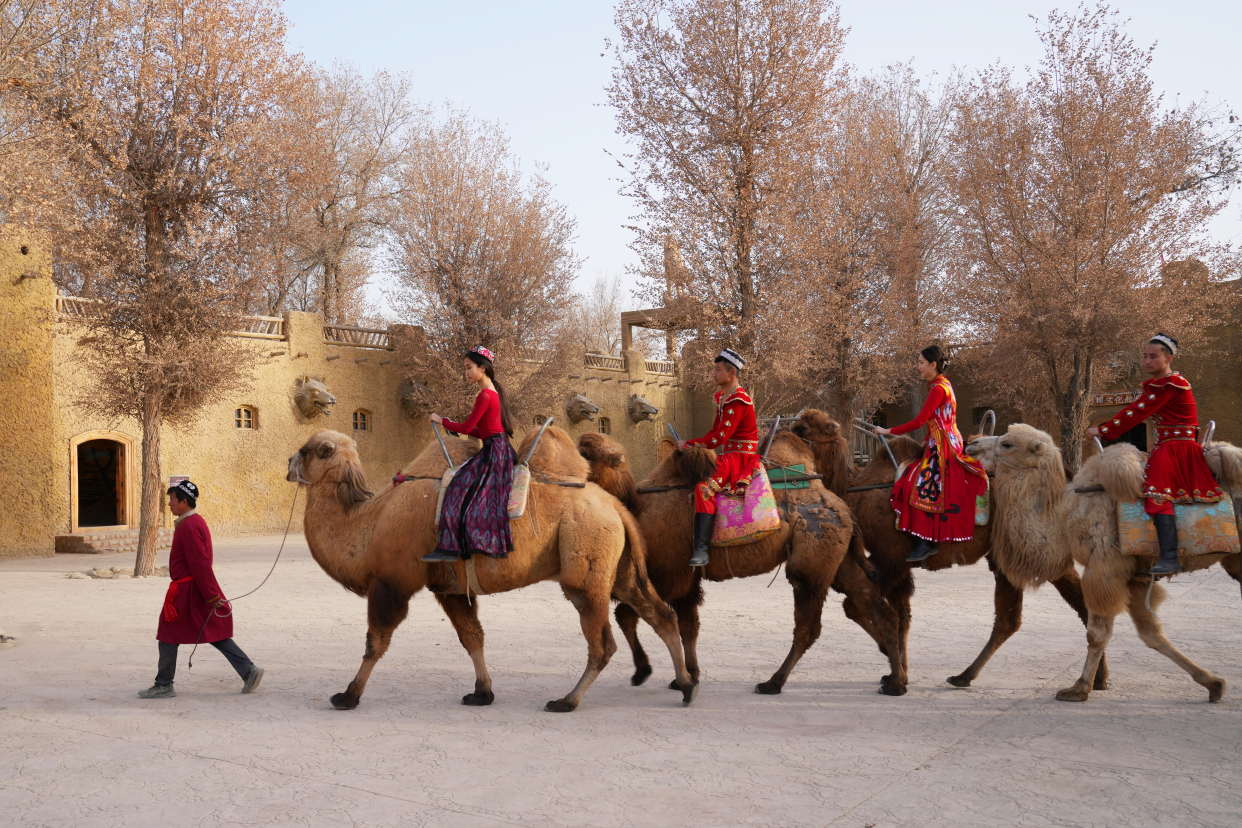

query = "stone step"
[55,529,174,555]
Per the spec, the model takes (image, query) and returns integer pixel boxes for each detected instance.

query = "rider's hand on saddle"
[1086,427,1100,437]
[874,427,892,436]
[429,413,442,425]
[676,441,687,451]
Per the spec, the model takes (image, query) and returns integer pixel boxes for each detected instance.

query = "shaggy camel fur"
[578,431,905,695]
[1055,439,1242,703]
[793,411,1107,695]
[287,428,696,712]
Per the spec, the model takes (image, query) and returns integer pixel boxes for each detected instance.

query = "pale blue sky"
[281,1,1242,313]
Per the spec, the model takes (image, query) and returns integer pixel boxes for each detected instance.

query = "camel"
[792,411,1107,695]
[1054,439,1242,702]
[286,427,697,712]
[577,430,905,696]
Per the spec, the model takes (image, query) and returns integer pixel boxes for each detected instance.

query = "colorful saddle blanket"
[1117,497,1241,557]
[712,466,781,547]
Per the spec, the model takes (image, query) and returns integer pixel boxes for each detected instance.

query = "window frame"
[234,405,257,430]
[353,409,371,432]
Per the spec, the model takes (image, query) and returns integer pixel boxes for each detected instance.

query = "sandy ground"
[2,534,1241,828]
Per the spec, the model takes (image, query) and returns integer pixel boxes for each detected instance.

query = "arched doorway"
[71,431,135,531]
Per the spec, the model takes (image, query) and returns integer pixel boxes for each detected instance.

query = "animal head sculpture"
[565,393,600,424]
[627,395,659,424]
[578,432,640,514]
[399,379,435,419]
[294,377,336,419]
[286,430,373,509]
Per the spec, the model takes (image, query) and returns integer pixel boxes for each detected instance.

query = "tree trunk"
[134,392,164,577]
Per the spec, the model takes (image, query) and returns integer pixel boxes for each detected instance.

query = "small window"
[353,409,370,432]
[598,417,611,435]
[235,406,256,429]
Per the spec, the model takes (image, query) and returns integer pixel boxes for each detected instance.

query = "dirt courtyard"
[2,534,1241,827]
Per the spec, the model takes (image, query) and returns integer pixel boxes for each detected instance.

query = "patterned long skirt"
[434,435,516,559]
[891,447,986,544]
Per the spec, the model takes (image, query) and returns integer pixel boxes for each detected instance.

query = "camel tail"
[616,503,650,592]
[848,524,879,585]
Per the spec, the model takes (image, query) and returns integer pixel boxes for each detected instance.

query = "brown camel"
[578,430,905,696]
[1055,439,1242,702]
[287,427,696,712]
[792,411,1108,695]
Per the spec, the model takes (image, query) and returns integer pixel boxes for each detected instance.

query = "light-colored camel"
[578,430,905,695]
[286,427,696,712]
[1055,439,1242,702]
[793,411,1107,695]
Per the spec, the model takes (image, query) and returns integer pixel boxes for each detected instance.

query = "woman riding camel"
[1088,334,1224,575]
[876,345,989,563]
[421,346,517,563]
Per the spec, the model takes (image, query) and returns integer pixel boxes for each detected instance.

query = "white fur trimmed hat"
[716,348,744,370]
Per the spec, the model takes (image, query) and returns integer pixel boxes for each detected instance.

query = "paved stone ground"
[2,535,1241,827]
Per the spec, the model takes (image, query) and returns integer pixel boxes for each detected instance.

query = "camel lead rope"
[1145,573,1157,614]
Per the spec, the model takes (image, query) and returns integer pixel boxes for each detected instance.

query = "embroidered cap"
[167,479,199,502]
[1149,333,1179,356]
[715,348,745,371]
[470,345,495,362]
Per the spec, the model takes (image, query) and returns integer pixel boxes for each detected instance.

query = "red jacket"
[442,389,503,439]
[157,512,232,644]
[686,386,759,454]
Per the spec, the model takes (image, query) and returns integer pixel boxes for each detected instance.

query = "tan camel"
[286,427,696,712]
[792,411,1107,695]
[1055,439,1242,702]
[578,430,905,695]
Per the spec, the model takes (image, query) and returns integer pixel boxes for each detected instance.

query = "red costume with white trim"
[156,512,232,645]
[686,386,762,514]
[1096,372,1223,516]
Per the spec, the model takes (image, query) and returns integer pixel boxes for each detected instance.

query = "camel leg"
[331,579,412,710]
[663,587,704,689]
[614,603,653,686]
[1051,569,1110,690]
[1125,580,1225,702]
[879,573,914,694]
[434,593,494,706]
[756,570,827,695]
[546,586,617,713]
[833,555,906,694]
[948,563,1023,688]
[617,582,697,705]
[1056,611,1114,702]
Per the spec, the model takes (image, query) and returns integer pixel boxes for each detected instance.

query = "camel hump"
[518,426,588,483]
[1078,443,1146,503]
[1206,441,1242,490]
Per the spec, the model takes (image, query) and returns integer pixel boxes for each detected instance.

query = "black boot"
[690,513,713,567]
[906,536,939,563]
[1148,513,1181,575]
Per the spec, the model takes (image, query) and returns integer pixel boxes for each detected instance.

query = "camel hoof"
[631,664,653,686]
[1093,675,1109,691]
[462,691,494,706]
[544,699,577,713]
[946,674,972,688]
[754,680,782,695]
[330,692,358,710]
[681,681,698,706]
[1207,678,1225,703]
[1055,685,1090,702]
[878,682,907,697]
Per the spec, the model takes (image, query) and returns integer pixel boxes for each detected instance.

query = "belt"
[162,576,194,623]
[1156,426,1198,444]
[722,439,759,454]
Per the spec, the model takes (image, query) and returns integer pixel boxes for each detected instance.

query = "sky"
[281,0,1242,316]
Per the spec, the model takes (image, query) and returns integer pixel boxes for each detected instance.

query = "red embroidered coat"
[686,386,763,497]
[156,512,232,645]
[1096,373,1223,510]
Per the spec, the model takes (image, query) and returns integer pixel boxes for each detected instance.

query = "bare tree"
[386,109,581,426]
[950,3,1240,471]
[571,274,625,356]
[4,0,308,574]
[607,0,847,386]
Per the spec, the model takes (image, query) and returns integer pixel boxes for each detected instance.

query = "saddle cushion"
[712,466,781,547]
[1117,497,1241,556]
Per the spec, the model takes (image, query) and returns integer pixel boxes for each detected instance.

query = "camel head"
[565,393,600,424]
[578,432,640,514]
[990,424,1066,517]
[294,377,336,419]
[965,435,1001,473]
[791,409,843,445]
[287,430,373,510]
[790,409,859,495]
[627,394,659,424]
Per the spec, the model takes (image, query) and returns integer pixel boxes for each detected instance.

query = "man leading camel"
[676,348,760,567]
[1088,334,1225,575]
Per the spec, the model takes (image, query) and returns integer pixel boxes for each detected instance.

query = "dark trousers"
[155,639,254,686]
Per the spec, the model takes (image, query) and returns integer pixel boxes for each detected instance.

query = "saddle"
[1117,498,1241,557]
[711,466,781,547]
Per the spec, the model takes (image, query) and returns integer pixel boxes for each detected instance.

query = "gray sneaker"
[241,666,264,694]
[138,684,176,699]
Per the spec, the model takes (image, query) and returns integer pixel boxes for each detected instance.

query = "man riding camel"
[1088,334,1225,575]
[676,348,761,568]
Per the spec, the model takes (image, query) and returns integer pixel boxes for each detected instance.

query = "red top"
[1097,373,1198,440]
[442,388,503,439]
[156,512,233,645]
[687,386,759,454]
[890,383,948,436]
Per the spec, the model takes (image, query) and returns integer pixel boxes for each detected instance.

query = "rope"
[768,488,794,589]
[189,485,299,668]
[1145,573,1156,614]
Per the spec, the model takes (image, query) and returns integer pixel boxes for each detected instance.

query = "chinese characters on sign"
[1091,391,1139,407]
